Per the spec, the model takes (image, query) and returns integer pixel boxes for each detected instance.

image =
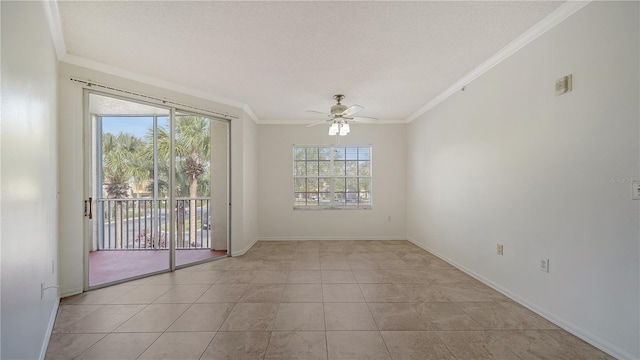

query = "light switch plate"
[632,181,640,200]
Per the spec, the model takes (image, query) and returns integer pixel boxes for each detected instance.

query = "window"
[293,145,372,209]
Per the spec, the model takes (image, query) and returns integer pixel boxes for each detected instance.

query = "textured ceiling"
[57,1,563,123]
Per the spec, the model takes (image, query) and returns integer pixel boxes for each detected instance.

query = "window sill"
[293,206,372,211]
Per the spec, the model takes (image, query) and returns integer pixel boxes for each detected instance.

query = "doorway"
[86,91,229,288]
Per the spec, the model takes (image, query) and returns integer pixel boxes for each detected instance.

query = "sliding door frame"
[83,89,231,291]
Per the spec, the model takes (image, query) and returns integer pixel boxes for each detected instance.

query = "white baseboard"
[258,236,407,241]
[39,297,60,360]
[232,237,258,257]
[406,236,635,360]
[60,286,84,298]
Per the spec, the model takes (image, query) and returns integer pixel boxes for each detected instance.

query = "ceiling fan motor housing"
[331,104,347,115]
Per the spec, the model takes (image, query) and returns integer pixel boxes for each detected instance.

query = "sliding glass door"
[86,92,229,288]
[174,111,229,267]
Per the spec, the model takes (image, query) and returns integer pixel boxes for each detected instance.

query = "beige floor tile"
[75,332,161,360]
[459,302,534,330]
[543,329,616,359]
[364,252,399,260]
[168,303,235,331]
[320,259,351,270]
[489,329,583,359]
[176,270,225,284]
[414,302,484,330]
[287,270,321,283]
[239,283,285,302]
[322,270,357,283]
[114,303,190,332]
[55,305,145,333]
[348,259,379,270]
[265,331,327,360]
[438,284,506,302]
[381,331,454,360]
[387,269,431,283]
[359,283,411,302]
[322,284,365,302]
[353,270,395,283]
[377,259,411,269]
[436,331,520,359]
[326,331,390,360]
[368,303,432,330]
[144,271,191,285]
[219,303,279,331]
[137,331,215,360]
[196,284,248,303]
[215,270,256,284]
[274,302,325,330]
[51,305,102,333]
[200,332,271,360]
[152,284,210,303]
[197,259,235,271]
[407,284,451,302]
[324,303,377,330]
[62,285,137,305]
[500,301,560,329]
[290,258,321,270]
[48,241,608,360]
[321,251,348,260]
[45,333,105,360]
[230,259,265,270]
[281,284,323,302]
[261,260,294,270]
[251,270,289,283]
[109,285,173,304]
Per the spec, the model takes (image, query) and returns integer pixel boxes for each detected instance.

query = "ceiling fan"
[306,94,378,136]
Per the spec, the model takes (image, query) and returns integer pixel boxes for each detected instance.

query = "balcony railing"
[97,198,211,250]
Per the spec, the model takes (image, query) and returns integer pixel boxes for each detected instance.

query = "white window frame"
[293,144,372,210]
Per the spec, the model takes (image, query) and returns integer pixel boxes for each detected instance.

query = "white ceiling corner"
[49,1,585,125]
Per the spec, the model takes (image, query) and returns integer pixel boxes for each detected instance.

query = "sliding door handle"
[85,197,93,219]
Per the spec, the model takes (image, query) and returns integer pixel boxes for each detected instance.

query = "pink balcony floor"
[89,249,227,287]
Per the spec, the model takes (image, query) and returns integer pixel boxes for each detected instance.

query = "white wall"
[406,2,639,358]
[1,2,60,358]
[57,62,250,296]
[240,111,259,253]
[258,124,406,240]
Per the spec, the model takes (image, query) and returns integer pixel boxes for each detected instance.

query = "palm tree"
[154,116,210,247]
[102,132,144,248]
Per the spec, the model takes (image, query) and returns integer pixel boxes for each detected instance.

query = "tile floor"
[47,240,614,360]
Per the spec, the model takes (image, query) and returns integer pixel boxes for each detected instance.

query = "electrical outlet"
[539,259,550,273]
[497,244,504,255]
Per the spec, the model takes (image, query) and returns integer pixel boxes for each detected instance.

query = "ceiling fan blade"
[306,119,331,127]
[341,104,364,117]
[351,117,378,124]
[352,115,377,120]
[306,110,330,115]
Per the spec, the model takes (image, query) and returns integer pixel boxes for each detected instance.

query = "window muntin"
[293,145,372,209]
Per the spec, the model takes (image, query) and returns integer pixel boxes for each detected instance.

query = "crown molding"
[243,105,260,124]
[43,0,66,60]
[44,0,589,126]
[405,0,591,123]
[62,53,252,113]
[43,0,260,123]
